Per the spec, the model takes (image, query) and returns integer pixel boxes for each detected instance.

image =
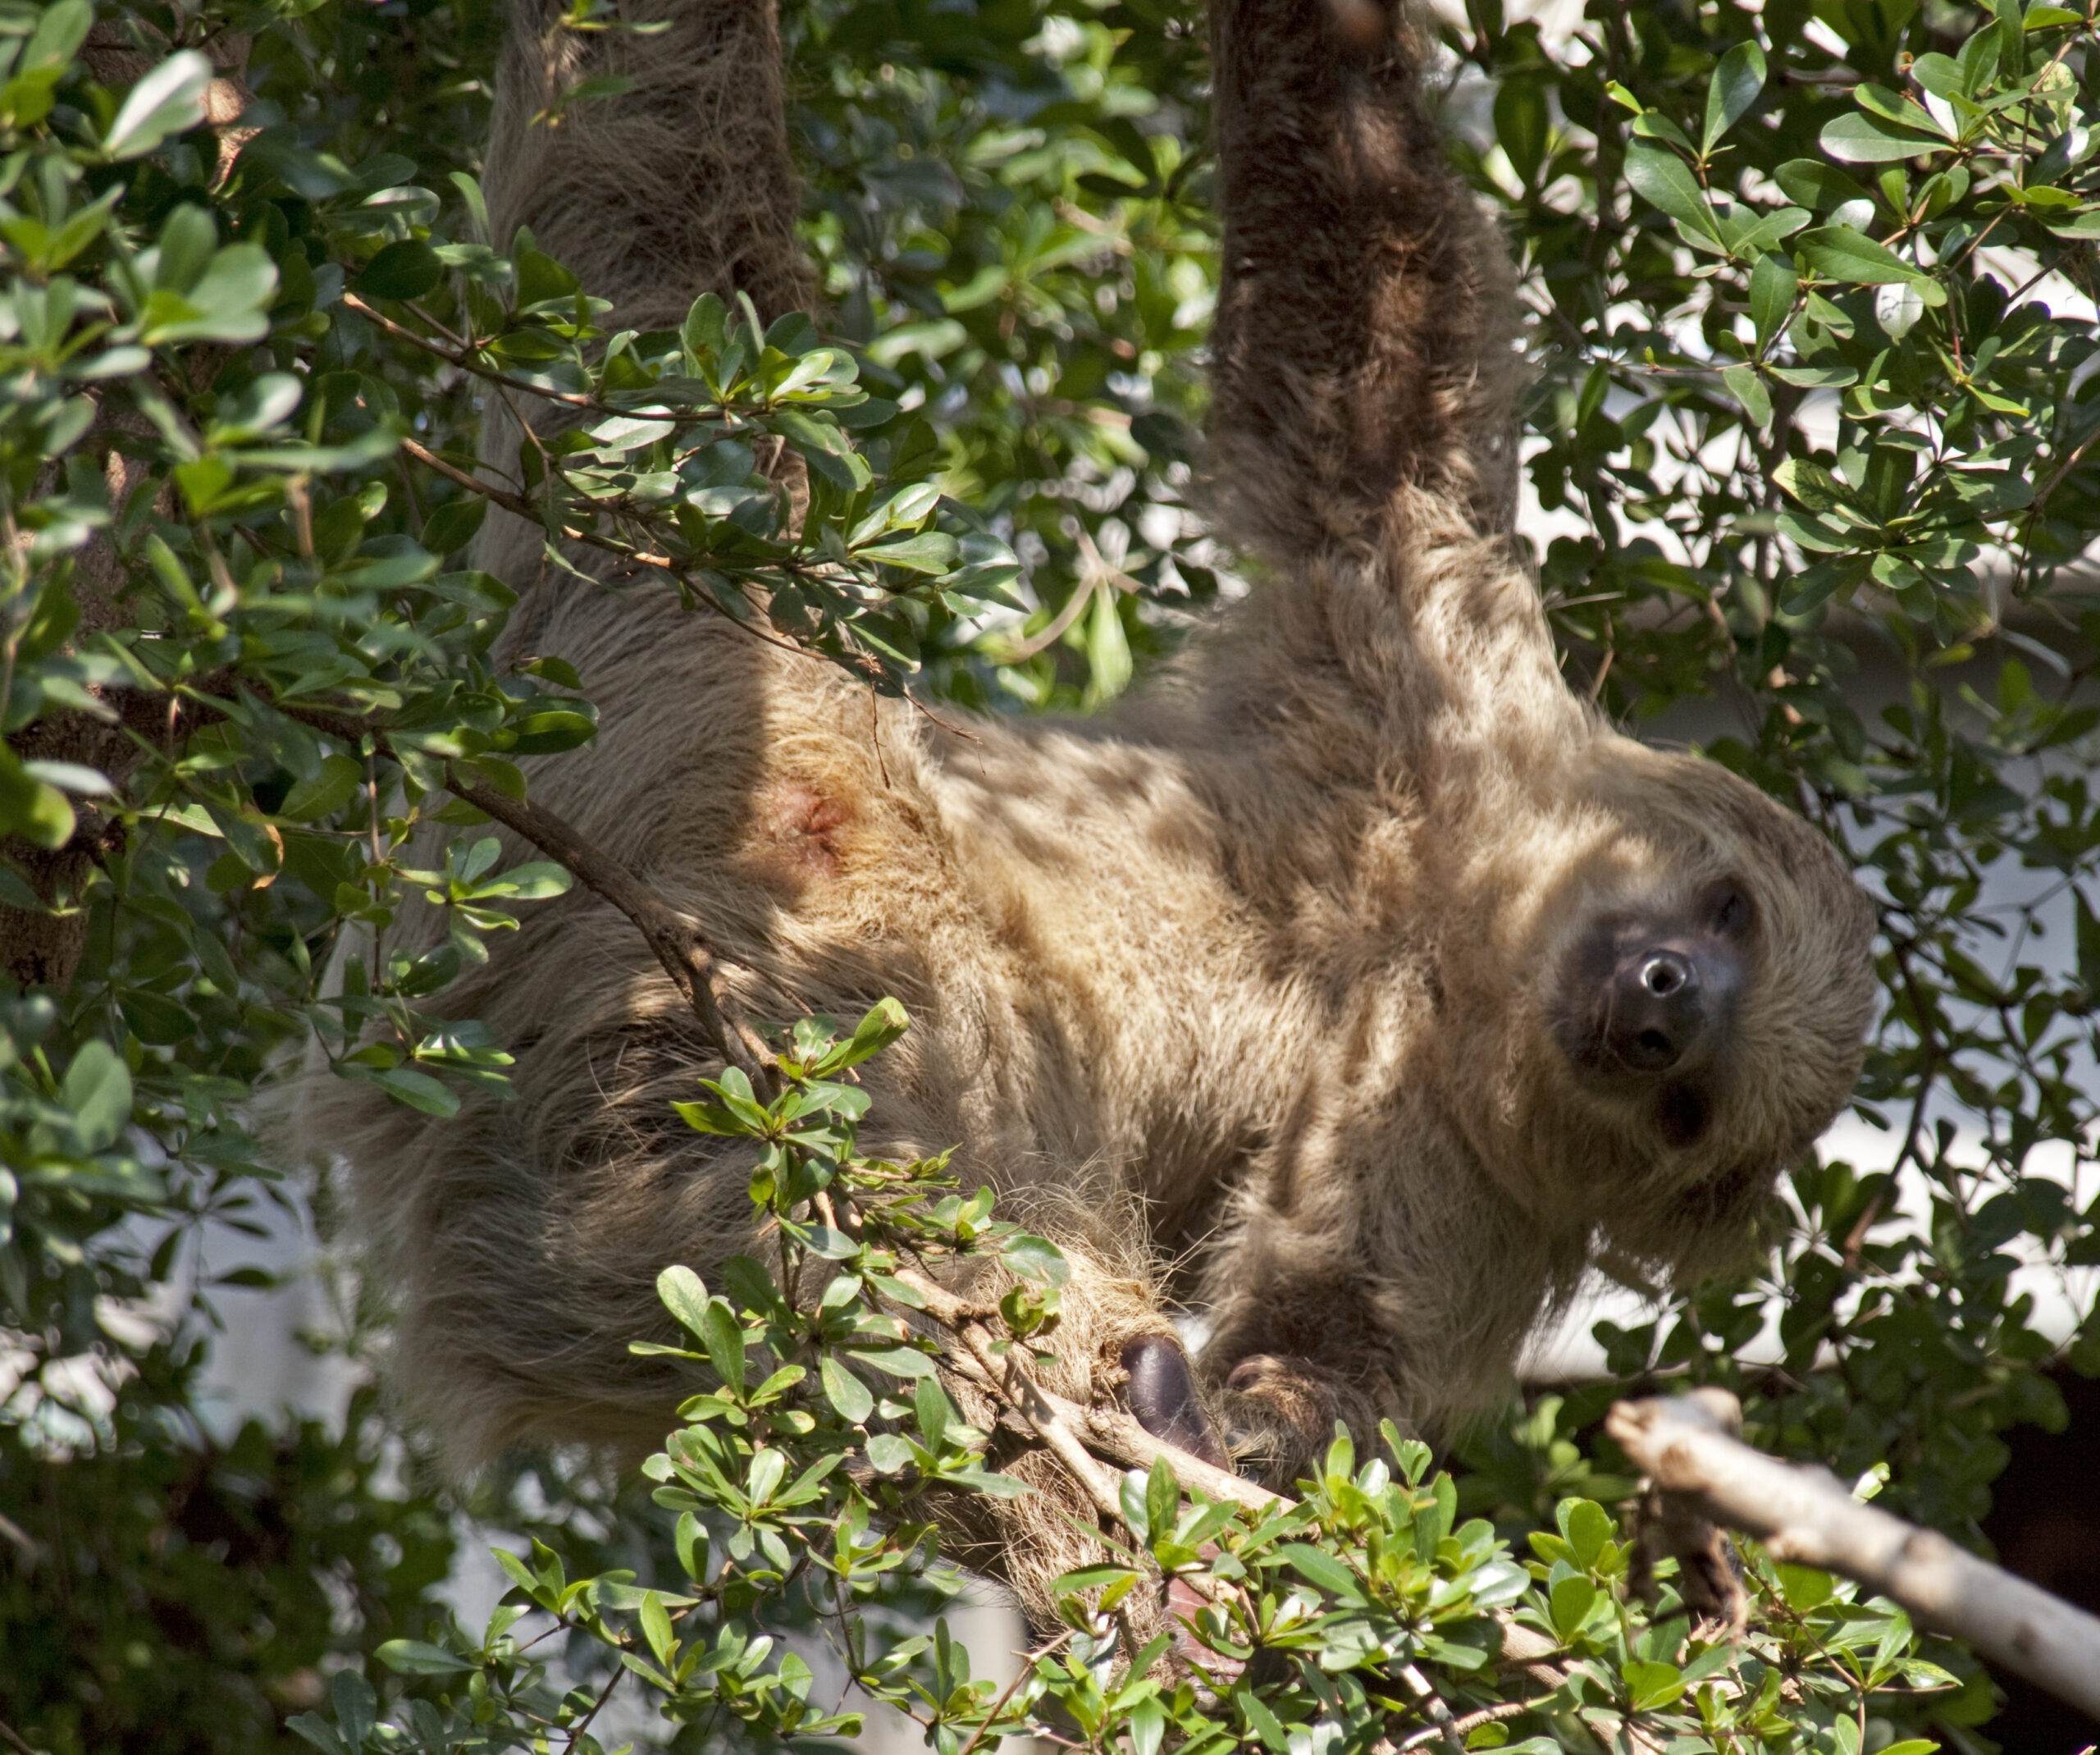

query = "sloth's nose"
[1609,948,1705,1072]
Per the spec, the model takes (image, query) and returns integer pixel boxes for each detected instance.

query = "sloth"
[306,0,1877,1627]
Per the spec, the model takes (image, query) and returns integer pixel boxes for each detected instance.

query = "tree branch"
[343,293,605,412]
[1607,1392,2100,1721]
[187,682,778,1094]
[438,763,778,1096]
[392,434,868,676]
[883,1259,1575,1710]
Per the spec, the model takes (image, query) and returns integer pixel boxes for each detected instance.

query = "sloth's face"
[1548,876,1757,1152]
[1459,741,1878,1265]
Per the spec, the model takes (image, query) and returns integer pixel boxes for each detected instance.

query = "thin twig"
[1395,1661,1466,1752]
[399,436,683,578]
[564,1666,624,1753]
[889,1257,1573,1695]
[887,1265,1276,1516]
[344,293,602,412]
[952,1627,1076,1755]
[988,576,1096,663]
[395,433,864,672]
[440,763,778,1095]
[182,681,778,1093]
[1394,1699,1529,1751]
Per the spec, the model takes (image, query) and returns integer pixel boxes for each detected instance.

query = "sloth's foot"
[1628,1392,1751,1638]
[1632,1487,1750,1636]
[1117,1336,1242,1684]
[1216,1354,1381,1490]
[1121,1333,1231,1467]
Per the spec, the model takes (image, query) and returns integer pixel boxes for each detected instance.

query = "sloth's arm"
[482,0,811,340]
[1206,0,1523,561]
[1201,0,1584,761]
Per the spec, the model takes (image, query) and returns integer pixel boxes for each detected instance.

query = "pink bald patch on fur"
[757,780,854,881]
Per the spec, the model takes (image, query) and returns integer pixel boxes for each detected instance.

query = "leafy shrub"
[4,0,2099,1748]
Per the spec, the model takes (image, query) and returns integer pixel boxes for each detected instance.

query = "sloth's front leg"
[1212,1353,1392,1490]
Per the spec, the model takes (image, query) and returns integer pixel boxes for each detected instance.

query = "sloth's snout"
[1605,943,1728,1073]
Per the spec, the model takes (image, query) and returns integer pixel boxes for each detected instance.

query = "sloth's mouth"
[1655,1082,1714,1149]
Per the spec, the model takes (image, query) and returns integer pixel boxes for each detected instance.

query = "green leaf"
[1774,158,1876,214]
[1702,40,1766,154]
[639,1591,676,1666]
[330,1670,375,1748]
[0,746,74,849]
[914,1378,952,1451]
[862,531,959,574]
[515,247,579,308]
[374,1638,476,1675]
[103,50,212,160]
[820,1354,874,1423]
[478,862,573,901]
[1773,456,1852,512]
[141,244,279,344]
[1144,1455,1177,1545]
[1623,1659,1687,1709]
[280,754,364,823]
[359,241,445,302]
[501,704,598,755]
[62,1040,132,1154]
[1495,80,1549,185]
[1800,226,1945,303]
[422,494,488,555]
[1000,1232,1069,1286]
[1559,1498,1614,1569]
[1549,1572,1597,1640]
[1086,583,1132,703]
[701,1299,746,1391]
[865,1432,916,1474]
[1624,142,1717,236]
[1819,112,1945,162]
[658,1264,710,1337]
[357,1064,460,1117]
[1128,1696,1167,1755]
[285,1715,350,1755]
[22,0,91,75]
[1749,251,1798,347]
[851,1343,938,1378]
[1235,1687,1292,1754]
[1722,363,1772,428]
[1279,1542,1363,1600]
[1777,1564,1837,1611]
[817,998,910,1072]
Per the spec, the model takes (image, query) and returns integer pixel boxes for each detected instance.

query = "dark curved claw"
[1121,1334,1231,1468]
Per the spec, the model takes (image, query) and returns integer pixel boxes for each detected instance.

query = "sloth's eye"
[1711,884,1752,937]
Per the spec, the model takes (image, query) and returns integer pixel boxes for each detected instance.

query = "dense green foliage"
[3,0,2100,1746]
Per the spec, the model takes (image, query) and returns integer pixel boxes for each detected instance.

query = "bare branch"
[1608,1392,2100,1722]
[952,1628,1075,1755]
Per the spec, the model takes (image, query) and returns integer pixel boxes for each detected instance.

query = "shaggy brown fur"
[303,0,1878,1629]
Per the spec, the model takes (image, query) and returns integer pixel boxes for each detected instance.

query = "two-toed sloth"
[307,0,1876,1625]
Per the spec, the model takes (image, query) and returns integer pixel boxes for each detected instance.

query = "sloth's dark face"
[1550,878,1758,1150]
